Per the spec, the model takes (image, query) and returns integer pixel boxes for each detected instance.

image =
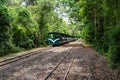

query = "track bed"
[0,41,119,80]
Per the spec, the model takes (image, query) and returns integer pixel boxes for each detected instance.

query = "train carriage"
[48,32,77,46]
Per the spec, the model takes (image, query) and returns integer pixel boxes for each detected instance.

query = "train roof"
[48,32,77,37]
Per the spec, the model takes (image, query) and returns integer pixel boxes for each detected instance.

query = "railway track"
[0,47,52,67]
[0,43,119,80]
[44,48,76,80]
[63,52,75,80]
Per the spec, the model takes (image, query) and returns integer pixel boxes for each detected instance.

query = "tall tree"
[0,5,12,55]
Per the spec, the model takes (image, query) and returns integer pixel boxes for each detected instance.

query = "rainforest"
[0,0,120,71]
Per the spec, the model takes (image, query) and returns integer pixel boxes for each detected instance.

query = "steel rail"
[63,48,76,80]
[0,47,52,67]
[44,48,72,80]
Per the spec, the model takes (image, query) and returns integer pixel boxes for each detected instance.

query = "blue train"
[48,32,77,46]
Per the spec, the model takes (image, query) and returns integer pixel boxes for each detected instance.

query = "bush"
[109,24,120,68]
[82,24,95,43]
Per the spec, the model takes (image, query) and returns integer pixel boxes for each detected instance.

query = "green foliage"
[0,5,12,55]
[82,24,94,43]
[12,7,39,49]
[109,25,120,68]
[66,0,120,70]
[0,5,21,56]
[0,0,72,56]
[0,0,8,4]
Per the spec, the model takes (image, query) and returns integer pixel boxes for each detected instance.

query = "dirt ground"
[0,41,120,80]
[64,41,120,80]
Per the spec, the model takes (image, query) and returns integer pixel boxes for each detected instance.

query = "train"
[48,32,78,46]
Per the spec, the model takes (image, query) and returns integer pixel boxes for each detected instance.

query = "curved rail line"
[0,47,52,67]
[44,48,75,80]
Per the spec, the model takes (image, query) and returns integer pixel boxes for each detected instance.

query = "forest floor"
[0,40,120,80]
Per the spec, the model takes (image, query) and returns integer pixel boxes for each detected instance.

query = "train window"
[54,34,59,38]
[48,34,53,39]
[48,33,60,39]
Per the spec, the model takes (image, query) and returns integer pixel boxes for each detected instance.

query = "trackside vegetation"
[64,0,120,71]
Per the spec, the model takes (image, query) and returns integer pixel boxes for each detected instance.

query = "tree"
[12,6,39,49]
[0,5,12,55]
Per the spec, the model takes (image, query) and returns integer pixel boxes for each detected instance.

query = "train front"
[48,32,60,46]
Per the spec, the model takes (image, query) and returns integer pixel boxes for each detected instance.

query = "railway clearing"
[0,41,119,80]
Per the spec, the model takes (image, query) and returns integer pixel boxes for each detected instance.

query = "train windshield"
[48,34,54,39]
[48,33,60,39]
